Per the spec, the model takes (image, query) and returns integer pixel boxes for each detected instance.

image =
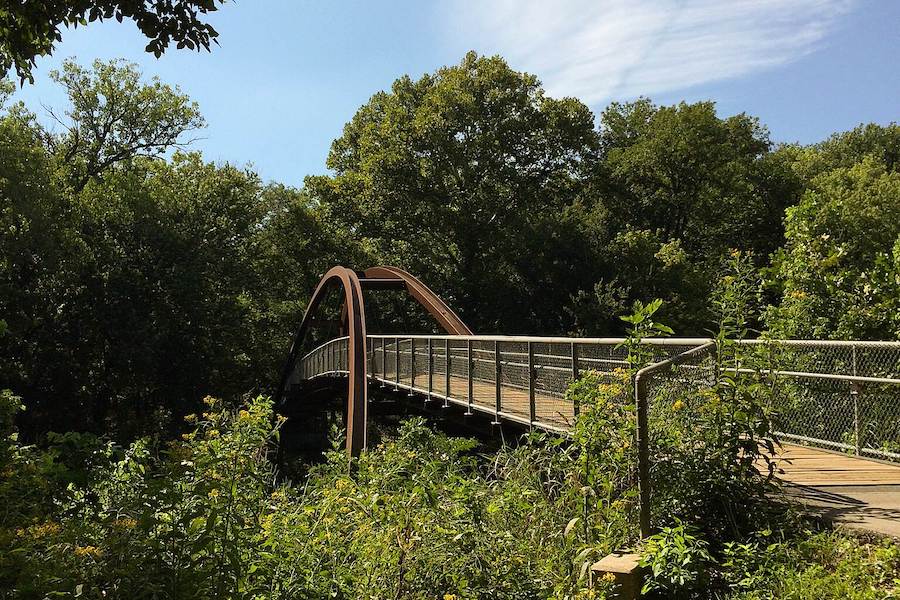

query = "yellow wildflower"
[238,409,250,421]
[74,545,102,558]
[443,595,457,600]
[672,399,685,412]
[112,518,138,529]
[208,488,220,499]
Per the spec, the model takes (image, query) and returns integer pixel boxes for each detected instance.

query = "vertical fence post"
[635,371,652,539]
[409,338,416,396]
[466,339,474,416]
[445,339,451,408]
[851,344,860,455]
[394,337,400,391]
[380,338,386,387]
[572,342,580,417]
[493,340,502,424]
[427,338,434,403]
[528,341,536,425]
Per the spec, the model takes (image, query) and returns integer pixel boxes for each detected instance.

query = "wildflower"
[443,595,457,600]
[184,413,197,423]
[602,572,616,583]
[203,396,216,406]
[22,521,61,539]
[672,399,685,412]
[238,409,250,420]
[208,488,220,499]
[207,429,219,438]
[74,545,103,558]
[112,518,138,529]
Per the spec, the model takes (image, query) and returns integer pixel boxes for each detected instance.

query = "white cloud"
[444,0,855,104]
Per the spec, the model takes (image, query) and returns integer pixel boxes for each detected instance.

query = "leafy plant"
[639,519,713,596]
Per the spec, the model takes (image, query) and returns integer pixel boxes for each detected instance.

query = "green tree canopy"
[307,51,599,332]
[1,0,227,83]
[45,58,204,192]
[765,124,900,339]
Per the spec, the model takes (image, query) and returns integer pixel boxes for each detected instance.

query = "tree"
[574,99,800,334]
[307,51,599,332]
[764,124,900,340]
[46,59,204,192]
[1,0,227,83]
[596,99,792,261]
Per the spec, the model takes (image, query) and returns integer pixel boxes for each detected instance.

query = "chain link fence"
[295,336,900,461]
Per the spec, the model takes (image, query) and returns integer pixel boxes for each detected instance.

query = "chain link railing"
[295,336,900,461]
[733,340,900,460]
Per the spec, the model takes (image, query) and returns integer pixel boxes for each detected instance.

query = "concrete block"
[591,552,644,600]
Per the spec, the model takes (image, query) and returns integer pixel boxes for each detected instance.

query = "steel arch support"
[362,265,473,335]
[276,266,368,456]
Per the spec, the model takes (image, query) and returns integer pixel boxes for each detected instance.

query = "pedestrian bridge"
[276,265,900,536]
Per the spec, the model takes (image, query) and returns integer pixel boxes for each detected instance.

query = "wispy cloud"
[445,0,855,104]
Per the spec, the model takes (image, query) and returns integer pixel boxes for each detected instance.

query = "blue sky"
[9,0,899,188]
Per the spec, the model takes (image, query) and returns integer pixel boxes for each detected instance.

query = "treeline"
[1,53,898,438]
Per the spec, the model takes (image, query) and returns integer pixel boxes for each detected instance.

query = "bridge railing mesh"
[296,336,900,461]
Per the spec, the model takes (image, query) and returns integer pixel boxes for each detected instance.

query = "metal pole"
[445,339,451,408]
[427,338,434,403]
[466,339,474,415]
[635,371,651,538]
[852,343,860,455]
[409,338,416,396]
[572,342,580,417]
[394,336,400,390]
[380,337,386,387]
[493,340,502,424]
[528,341,536,425]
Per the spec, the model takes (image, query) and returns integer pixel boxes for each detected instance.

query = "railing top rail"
[363,334,900,349]
[736,338,900,348]
[299,336,350,362]
[366,334,713,345]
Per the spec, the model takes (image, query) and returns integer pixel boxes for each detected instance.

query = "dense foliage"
[1,51,898,598]
[0,0,228,83]
[1,356,897,598]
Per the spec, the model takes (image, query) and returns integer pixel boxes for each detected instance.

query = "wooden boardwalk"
[772,445,900,537]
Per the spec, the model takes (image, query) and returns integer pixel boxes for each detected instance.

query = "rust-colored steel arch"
[362,266,473,336]
[276,266,368,455]
[276,265,472,457]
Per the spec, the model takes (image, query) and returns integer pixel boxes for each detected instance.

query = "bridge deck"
[370,373,900,538]
[772,445,900,537]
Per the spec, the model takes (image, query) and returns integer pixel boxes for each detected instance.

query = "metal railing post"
[635,371,652,539]
[380,337,386,387]
[394,337,400,390]
[572,341,580,417]
[528,341,536,425]
[466,339,474,415]
[852,344,860,455]
[409,338,416,396]
[444,339,451,408]
[427,338,433,403]
[493,340,502,424]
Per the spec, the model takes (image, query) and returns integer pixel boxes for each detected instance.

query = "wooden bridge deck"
[369,372,900,537]
[772,445,900,537]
